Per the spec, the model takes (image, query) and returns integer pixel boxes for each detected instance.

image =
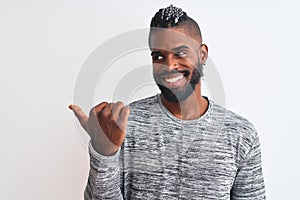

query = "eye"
[152,55,164,61]
[175,51,187,57]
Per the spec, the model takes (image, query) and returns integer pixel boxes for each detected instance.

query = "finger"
[101,102,113,117]
[94,102,109,113]
[69,104,88,129]
[118,106,130,130]
[112,101,124,121]
[89,102,109,119]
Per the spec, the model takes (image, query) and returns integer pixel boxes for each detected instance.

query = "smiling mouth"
[154,70,190,88]
[165,74,184,83]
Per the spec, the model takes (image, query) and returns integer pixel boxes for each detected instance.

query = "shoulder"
[211,102,260,163]
[211,102,259,148]
[128,94,159,112]
[212,102,258,137]
[127,94,160,121]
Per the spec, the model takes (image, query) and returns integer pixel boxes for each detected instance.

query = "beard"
[153,61,203,103]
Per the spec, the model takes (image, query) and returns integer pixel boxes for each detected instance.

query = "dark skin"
[69,26,209,155]
[150,27,209,120]
[69,101,129,156]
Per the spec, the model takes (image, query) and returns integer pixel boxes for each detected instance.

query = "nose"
[164,54,178,71]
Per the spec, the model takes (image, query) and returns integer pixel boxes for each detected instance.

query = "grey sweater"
[84,95,266,199]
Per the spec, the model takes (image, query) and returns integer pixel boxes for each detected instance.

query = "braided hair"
[150,5,202,41]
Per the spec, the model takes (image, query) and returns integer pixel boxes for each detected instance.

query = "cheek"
[183,62,195,71]
[180,56,197,68]
[180,60,196,75]
[152,63,163,74]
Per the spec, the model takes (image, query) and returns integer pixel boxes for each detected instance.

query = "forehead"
[149,28,201,51]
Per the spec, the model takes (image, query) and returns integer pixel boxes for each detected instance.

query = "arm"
[68,101,129,199]
[84,142,123,200]
[230,134,266,199]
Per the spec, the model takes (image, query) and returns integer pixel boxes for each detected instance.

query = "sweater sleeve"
[230,133,266,199]
[84,141,123,200]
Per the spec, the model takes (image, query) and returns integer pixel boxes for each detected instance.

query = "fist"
[69,101,130,156]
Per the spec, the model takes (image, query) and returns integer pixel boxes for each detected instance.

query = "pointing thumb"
[68,104,88,129]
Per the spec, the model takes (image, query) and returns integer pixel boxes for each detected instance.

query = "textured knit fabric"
[84,95,266,199]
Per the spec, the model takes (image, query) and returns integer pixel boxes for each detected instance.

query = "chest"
[123,125,238,198]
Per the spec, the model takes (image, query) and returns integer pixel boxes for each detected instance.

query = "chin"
[158,83,195,103]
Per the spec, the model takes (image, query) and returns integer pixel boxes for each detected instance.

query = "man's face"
[149,28,204,102]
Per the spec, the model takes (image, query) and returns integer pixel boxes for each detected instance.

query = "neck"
[161,84,209,120]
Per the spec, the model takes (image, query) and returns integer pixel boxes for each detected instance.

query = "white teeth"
[165,75,183,83]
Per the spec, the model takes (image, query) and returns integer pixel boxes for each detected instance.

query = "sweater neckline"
[156,94,213,124]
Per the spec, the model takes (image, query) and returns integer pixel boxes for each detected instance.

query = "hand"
[69,102,130,156]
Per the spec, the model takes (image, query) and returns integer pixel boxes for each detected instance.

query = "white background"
[1,0,299,199]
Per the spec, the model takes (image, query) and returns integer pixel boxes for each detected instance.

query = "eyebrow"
[151,51,161,56]
[172,45,190,52]
[151,45,190,56]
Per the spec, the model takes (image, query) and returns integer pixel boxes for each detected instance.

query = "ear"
[199,44,208,65]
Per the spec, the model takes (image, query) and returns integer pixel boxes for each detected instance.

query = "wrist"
[91,139,119,156]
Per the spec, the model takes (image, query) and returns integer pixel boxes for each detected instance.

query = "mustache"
[154,69,190,77]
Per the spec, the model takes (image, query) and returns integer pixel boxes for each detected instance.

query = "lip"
[163,73,185,88]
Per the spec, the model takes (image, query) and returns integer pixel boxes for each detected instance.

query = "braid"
[150,4,188,28]
[150,5,202,40]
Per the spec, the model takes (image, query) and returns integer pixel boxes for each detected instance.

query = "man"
[69,5,266,199]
